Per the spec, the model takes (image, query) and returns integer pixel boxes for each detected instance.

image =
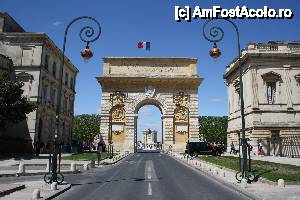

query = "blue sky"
[2,0,300,141]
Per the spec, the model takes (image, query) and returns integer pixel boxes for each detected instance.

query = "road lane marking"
[147,173,151,180]
[145,160,158,181]
[147,182,152,195]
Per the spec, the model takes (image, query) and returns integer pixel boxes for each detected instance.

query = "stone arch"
[133,98,164,152]
[134,98,164,115]
[97,57,203,153]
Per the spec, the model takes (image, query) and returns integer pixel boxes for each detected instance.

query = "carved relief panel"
[110,91,127,143]
[173,92,190,143]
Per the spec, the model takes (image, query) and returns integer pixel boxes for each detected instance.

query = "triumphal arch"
[97,57,203,153]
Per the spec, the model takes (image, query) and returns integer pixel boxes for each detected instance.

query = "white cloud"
[97,107,101,114]
[138,107,151,114]
[52,21,62,26]
[210,98,223,103]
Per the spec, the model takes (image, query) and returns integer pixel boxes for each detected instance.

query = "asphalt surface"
[54,153,251,200]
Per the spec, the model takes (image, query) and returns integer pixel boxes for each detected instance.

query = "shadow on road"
[70,177,155,187]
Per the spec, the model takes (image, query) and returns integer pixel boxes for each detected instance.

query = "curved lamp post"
[44,16,101,184]
[202,18,254,182]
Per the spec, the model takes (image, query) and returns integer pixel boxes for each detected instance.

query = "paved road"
[56,153,251,200]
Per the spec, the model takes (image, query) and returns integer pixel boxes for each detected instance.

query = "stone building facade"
[142,129,157,145]
[225,41,300,156]
[0,12,78,153]
[97,57,203,153]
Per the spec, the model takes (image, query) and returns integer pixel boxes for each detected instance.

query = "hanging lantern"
[81,46,93,62]
[209,42,221,59]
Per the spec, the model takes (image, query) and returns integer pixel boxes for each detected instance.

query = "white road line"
[147,182,152,195]
[147,173,152,180]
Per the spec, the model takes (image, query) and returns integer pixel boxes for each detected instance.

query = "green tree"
[199,116,228,144]
[73,114,100,146]
[0,77,36,129]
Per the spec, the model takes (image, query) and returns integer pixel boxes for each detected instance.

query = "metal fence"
[281,136,300,158]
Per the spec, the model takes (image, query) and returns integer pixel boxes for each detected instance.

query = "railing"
[254,44,278,51]
[287,45,300,50]
[281,136,300,158]
[253,43,300,52]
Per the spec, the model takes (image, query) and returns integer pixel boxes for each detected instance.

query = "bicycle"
[236,171,255,182]
[44,172,64,184]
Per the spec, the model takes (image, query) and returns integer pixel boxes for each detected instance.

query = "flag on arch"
[138,41,150,51]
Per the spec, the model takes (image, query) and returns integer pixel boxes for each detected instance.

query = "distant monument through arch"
[97,57,203,153]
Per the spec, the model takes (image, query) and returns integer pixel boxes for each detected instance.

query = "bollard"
[51,182,58,190]
[241,178,247,188]
[83,163,89,170]
[221,170,226,177]
[213,168,219,175]
[201,164,205,170]
[32,189,41,200]
[70,162,76,172]
[45,161,50,172]
[278,179,285,187]
[17,162,25,174]
[90,160,95,168]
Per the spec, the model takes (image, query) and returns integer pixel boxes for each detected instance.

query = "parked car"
[185,142,217,156]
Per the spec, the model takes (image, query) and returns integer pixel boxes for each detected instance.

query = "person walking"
[258,142,263,156]
[97,141,103,166]
[230,142,236,154]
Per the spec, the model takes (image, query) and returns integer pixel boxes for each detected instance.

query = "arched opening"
[135,102,163,152]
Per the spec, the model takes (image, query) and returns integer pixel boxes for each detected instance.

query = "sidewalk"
[223,152,300,166]
[0,181,71,200]
[0,152,130,199]
[0,152,130,177]
[169,152,300,200]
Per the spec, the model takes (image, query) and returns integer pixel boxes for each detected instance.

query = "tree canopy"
[0,77,36,129]
[73,114,100,144]
[199,116,228,144]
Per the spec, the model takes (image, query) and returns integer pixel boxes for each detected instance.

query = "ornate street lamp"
[44,16,101,184]
[202,18,254,183]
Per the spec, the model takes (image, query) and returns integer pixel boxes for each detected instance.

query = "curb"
[0,170,81,178]
[0,184,25,197]
[100,153,131,165]
[44,184,71,200]
[169,154,262,200]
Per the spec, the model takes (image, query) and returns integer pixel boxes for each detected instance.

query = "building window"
[266,82,276,104]
[69,98,74,114]
[70,77,74,90]
[52,62,57,78]
[62,96,68,113]
[233,80,241,109]
[261,71,281,105]
[44,55,49,70]
[43,85,48,103]
[50,88,56,107]
[65,73,69,86]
